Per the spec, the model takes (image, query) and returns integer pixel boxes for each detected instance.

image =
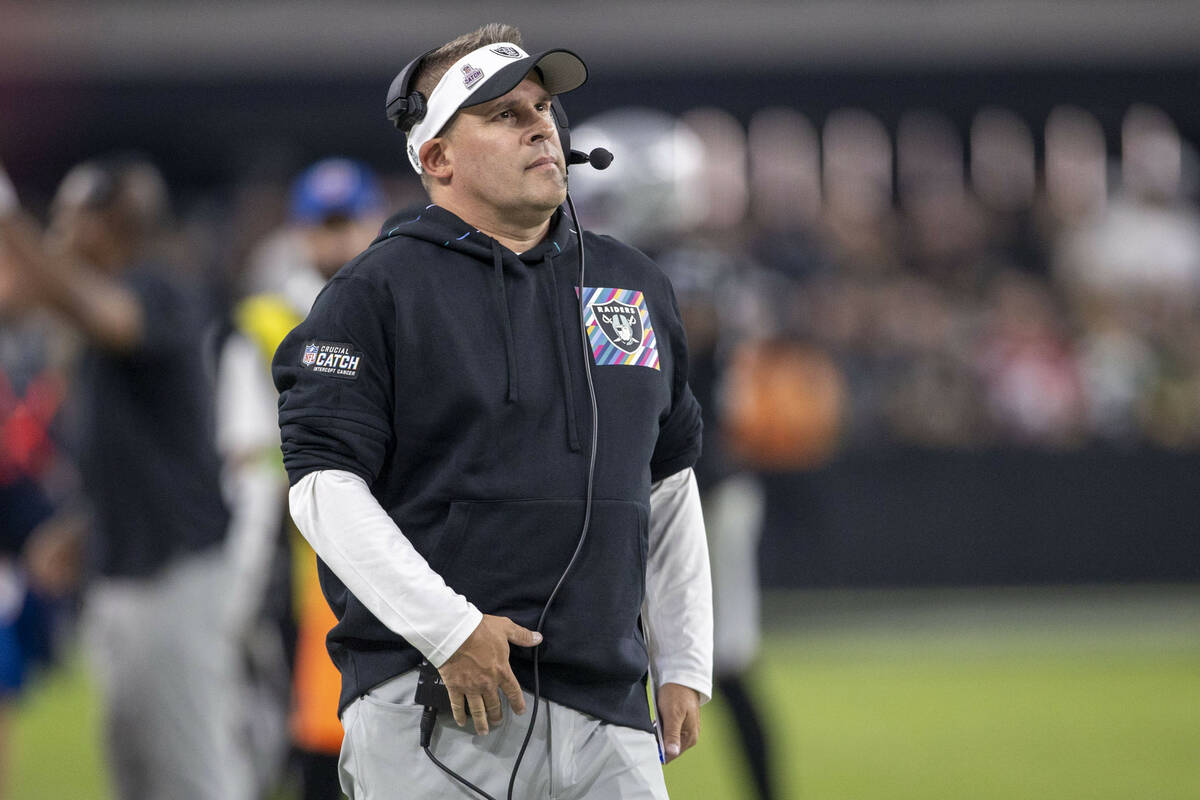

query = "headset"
[387,47,613,800]
[385,49,612,171]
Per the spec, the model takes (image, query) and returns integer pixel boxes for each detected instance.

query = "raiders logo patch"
[579,287,661,370]
[490,46,522,58]
[301,341,362,380]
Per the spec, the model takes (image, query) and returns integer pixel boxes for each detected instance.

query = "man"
[0,156,252,800]
[216,156,386,799]
[272,23,713,800]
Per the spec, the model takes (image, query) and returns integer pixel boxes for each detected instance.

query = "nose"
[527,107,557,145]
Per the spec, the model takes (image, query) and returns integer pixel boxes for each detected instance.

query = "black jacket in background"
[75,265,228,578]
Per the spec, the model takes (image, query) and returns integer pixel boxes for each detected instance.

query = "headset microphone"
[568,147,614,170]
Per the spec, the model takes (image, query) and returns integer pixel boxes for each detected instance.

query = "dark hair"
[56,153,170,241]
[411,23,524,114]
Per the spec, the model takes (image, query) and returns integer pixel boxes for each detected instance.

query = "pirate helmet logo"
[593,301,644,353]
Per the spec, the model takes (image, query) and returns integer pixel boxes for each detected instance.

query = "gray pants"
[82,550,253,800]
[340,669,670,799]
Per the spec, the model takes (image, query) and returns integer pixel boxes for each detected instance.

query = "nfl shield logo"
[302,343,319,366]
[461,64,485,89]
[593,301,644,354]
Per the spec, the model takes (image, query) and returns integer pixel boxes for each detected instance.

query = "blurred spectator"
[897,110,990,289]
[215,156,386,800]
[970,107,1044,275]
[820,108,902,277]
[747,107,823,234]
[0,321,77,800]
[0,154,252,800]
[977,270,1086,446]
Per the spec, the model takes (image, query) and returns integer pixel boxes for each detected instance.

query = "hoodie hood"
[372,203,584,448]
[373,203,578,264]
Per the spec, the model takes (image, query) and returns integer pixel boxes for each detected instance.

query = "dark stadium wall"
[759,446,1200,589]
[3,62,1200,204]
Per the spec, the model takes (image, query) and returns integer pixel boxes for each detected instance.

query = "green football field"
[10,585,1200,799]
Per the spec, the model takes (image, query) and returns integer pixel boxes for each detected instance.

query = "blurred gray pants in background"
[82,549,253,800]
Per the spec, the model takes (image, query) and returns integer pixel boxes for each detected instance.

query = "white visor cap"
[404,42,587,174]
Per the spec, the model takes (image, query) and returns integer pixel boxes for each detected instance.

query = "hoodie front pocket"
[436,498,649,681]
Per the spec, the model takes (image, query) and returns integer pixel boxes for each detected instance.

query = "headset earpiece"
[551,97,572,164]
[386,48,437,131]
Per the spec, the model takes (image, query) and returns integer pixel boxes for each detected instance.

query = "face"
[48,198,118,272]
[46,166,115,269]
[306,216,385,279]
[424,76,567,226]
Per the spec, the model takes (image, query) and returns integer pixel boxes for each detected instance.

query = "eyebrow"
[477,91,553,116]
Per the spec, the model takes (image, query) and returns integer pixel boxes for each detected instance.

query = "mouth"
[526,155,561,171]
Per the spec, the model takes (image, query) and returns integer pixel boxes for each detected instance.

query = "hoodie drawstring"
[545,253,583,452]
[492,242,519,403]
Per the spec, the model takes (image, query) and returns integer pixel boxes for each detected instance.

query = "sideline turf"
[12,586,1200,800]
[666,586,1200,800]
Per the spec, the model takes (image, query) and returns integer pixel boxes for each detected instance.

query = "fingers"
[499,670,527,715]
[466,693,490,735]
[661,710,700,762]
[661,707,684,763]
[679,707,700,754]
[439,615,540,729]
[451,693,492,734]
[658,684,702,763]
[450,691,506,735]
[483,689,503,725]
[504,620,544,648]
[449,695,468,728]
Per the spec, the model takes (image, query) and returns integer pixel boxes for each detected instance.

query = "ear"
[419,138,453,180]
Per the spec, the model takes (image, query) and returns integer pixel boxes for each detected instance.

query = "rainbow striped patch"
[579,286,661,370]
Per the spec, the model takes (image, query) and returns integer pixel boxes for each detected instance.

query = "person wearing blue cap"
[272,22,712,800]
[214,157,387,800]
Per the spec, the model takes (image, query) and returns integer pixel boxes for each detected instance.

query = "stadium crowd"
[1,96,1198,799]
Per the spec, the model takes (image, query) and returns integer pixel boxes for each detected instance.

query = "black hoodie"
[272,203,702,730]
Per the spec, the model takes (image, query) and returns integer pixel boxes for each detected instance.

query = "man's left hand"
[657,682,701,763]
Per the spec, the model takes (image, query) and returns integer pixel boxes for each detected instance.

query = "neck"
[433,196,553,254]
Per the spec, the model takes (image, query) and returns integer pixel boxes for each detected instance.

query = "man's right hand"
[437,613,542,735]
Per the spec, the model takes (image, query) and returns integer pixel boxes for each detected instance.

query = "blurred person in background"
[885,110,991,448]
[0,162,81,800]
[818,109,902,280]
[1054,105,1200,447]
[215,156,386,800]
[0,155,252,800]
[0,212,80,797]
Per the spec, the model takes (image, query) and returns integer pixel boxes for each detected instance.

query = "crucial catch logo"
[301,341,362,380]
[461,63,485,89]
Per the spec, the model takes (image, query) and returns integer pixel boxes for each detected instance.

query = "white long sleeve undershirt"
[288,467,713,700]
[644,467,714,704]
[288,470,481,667]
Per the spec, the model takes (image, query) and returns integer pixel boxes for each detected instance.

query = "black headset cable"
[505,191,600,800]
